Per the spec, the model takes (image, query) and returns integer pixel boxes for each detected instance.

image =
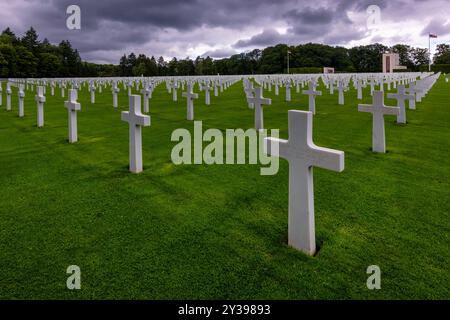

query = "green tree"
[434,44,450,64]
[15,45,38,77]
[0,43,15,76]
[349,43,388,72]
[412,48,429,68]
[21,27,40,55]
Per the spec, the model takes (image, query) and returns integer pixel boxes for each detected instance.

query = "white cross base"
[264,110,345,255]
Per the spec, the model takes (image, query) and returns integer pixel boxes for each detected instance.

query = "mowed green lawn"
[0,76,448,299]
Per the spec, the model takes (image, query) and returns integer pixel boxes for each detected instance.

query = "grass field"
[0,77,448,299]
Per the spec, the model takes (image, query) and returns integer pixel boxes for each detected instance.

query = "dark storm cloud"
[421,19,450,37]
[233,29,285,48]
[283,7,334,25]
[201,48,238,58]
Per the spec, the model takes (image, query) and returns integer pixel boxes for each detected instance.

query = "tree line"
[1,27,450,78]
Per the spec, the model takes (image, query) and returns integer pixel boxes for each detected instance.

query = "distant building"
[323,67,335,74]
[382,53,407,73]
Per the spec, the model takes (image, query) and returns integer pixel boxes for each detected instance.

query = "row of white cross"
[244,72,441,254]
[0,72,443,256]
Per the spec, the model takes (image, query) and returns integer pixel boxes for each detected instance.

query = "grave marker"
[302,81,322,115]
[264,110,345,255]
[64,89,81,143]
[387,85,414,124]
[121,95,151,173]
[182,83,198,121]
[35,86,46,127]
[18,85,25,117]
[247,87,271,130]
[358,91,399,153]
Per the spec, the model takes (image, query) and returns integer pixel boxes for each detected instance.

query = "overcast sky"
[0,0,449,64]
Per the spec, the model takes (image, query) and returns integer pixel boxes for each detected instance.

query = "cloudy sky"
[0,0,449,64]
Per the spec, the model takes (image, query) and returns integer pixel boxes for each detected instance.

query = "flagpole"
[429,33,431,72]
[287,50,290,74]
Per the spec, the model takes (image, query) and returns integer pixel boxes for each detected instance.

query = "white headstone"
[338,82,345,105]
[89,83,96,104]
[357,80,363,100]
[387,85,414,124]
[247,87,271,130]
[18,85,25,117]
[141,86,151,113]
[172,82,178,102]
[6,83,12,111]
[64,89,81,143]
[182,83,198,121]
[407,83,416,110]
[35,86,46,128]
[203,84,211,105]
[358,91,399,153]
[112,83,120,108]
[285,81,291,102]
[121,95,151,173]
[302,81,322,115]
[264,110,345,255]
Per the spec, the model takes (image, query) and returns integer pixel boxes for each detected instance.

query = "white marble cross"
[112,83,120,108]
[182,83,198,121]
[6,83,12,111]
[35,86,46,128]
[264,110,345,255]
[358,91,399,153]
[357,80,363,100]
[127,81,133,96]
[245,87,255,109]
[387,85,414,124]
[18,85,25,117]
[64,89,81,143]
[89,83,96,104]
[407,83,416,110]
[247,87,271,130]
[285,81,291,102]
[172,82,178,102]
[202,84,212,105]
[337,82,345,105]
[121,95,151,173]
[141,86,151,113]
[302,81,322,115]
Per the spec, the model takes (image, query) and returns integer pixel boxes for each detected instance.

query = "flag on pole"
[429,33,438,38]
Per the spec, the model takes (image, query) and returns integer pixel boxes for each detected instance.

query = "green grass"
[0,77,448,299]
